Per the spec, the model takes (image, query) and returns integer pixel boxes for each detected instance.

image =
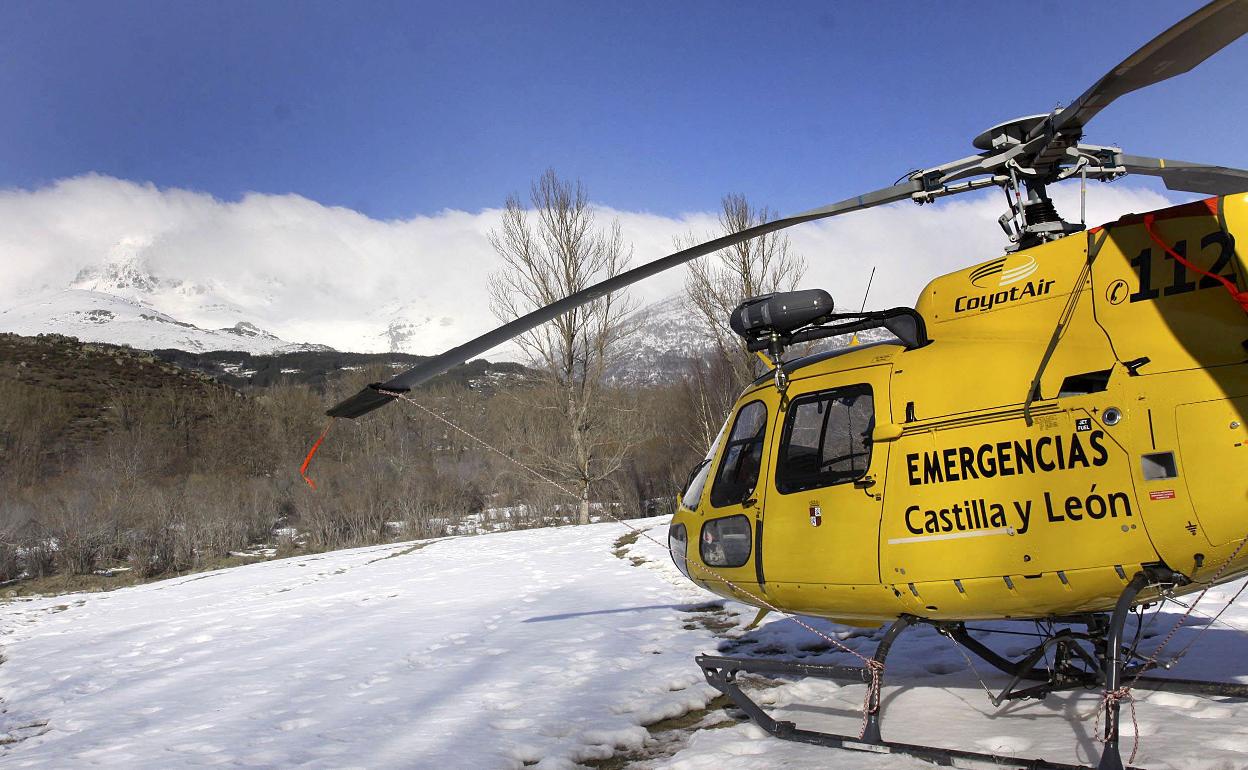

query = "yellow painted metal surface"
[669,194,1248,625]
[880,408,1155,585]
[1178,396,1248,546]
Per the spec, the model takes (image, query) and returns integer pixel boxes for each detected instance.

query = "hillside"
[0,332,231,450]
[2,519,1247,769]
[0,332,531,445]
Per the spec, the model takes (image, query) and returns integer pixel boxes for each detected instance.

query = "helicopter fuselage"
[669,194,1248,625]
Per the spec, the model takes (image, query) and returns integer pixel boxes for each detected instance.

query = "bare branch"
[488,170,642,524]
[680,193,807,447]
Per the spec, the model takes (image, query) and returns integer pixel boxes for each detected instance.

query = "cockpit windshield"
[679,420,728,511]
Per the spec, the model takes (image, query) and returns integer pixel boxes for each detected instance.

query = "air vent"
[1058,369,1112,397]
[1141,452,1178,480]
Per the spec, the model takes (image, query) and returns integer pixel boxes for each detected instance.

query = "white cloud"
[0,174,1178,356]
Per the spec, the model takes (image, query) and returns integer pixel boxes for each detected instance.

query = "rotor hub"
[972,114,1050,151]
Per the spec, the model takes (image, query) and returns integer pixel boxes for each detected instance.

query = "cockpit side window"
[709,400,768,508]
[776,385,874,494]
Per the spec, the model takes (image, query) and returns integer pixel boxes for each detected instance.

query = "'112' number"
[1128,230,1237,303]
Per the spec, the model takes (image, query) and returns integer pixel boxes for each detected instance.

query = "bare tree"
[0,381,70,488]
[682,193,807,445]
[488,169,639,524]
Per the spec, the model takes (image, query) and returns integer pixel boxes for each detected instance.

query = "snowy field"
[3,518,1248,769]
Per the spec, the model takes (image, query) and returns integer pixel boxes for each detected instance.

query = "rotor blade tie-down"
[315,386,888,739]
[1143,211,1248,314]
[299,418,336,490]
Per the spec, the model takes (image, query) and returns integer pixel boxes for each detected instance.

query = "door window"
[776,385,874,493]
[709,400,768,508]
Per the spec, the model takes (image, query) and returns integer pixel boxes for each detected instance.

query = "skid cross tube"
[941,618,1248,702]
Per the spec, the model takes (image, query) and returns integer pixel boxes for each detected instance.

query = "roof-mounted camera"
[729,289,834,344]
[729,289,929,362]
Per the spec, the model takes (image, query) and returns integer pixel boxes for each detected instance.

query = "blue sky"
[2,0,1246,220]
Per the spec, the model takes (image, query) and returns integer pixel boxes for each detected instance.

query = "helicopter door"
[762,368,890,588]
[695,399,772,593]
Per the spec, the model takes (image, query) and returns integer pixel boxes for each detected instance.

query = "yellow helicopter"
[325,1,1248,767]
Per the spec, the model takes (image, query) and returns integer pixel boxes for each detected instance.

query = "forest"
[0,330,719,591]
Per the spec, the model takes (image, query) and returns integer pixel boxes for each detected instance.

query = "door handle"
[853,475,876,489]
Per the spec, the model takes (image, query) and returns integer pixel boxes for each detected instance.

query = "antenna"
[848,266,878,348]
[858,266,877,313]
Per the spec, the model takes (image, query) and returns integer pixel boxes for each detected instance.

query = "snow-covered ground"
[3,519,1248,769]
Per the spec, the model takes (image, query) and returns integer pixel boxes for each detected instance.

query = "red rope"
[1096,687,1140,765]
[1143,212,1248,314]
[299,418,335,490]
[862,658,886,739]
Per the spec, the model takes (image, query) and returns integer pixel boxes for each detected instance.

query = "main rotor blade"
[1047,0,1248,138]
[1119,153,1248,195]
[327,181,918,419]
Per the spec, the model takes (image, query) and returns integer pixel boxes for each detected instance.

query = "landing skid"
[697,653,1098,770]
[696,568,1247,770]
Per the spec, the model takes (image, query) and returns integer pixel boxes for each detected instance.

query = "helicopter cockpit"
[671,289,922,602]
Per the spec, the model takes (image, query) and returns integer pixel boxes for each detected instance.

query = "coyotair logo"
[970,255,1039,288]
[956,255,1055,313]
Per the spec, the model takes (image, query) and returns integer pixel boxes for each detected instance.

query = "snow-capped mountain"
[27,249,445,355]
[69,249,275,332]
[610,295,900,384]
[0,290,331,354]
[0,244,334,353]
[2,237,890,368]
[367,300,454,354]
[611,295,712,383]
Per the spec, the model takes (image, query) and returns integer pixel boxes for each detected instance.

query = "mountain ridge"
[0,289,331,355]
